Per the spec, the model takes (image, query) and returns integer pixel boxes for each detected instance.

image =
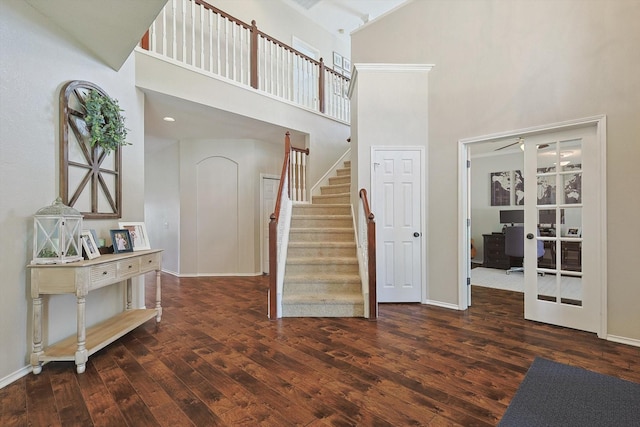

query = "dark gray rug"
[498,357,640,427]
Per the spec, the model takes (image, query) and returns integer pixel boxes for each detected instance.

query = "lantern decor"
[31,197,83,264]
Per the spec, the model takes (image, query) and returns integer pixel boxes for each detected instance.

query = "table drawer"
[90,264,117,287]
[140,253,160,272]
[117,259,140,279]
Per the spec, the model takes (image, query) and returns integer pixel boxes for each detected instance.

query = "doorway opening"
[458,116,607,337]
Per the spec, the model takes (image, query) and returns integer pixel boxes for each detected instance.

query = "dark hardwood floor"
[2,273,639,426]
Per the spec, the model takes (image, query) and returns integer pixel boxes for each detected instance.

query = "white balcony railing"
[142,0,350,122]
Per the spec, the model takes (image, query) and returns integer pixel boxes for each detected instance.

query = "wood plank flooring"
[2,273,639,426]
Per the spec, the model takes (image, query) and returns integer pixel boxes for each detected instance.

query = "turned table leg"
[31,297,43,374]
[155,270,162,322]
[74,296,88,374]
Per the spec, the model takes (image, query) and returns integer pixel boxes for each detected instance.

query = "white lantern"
[32,197,83,264]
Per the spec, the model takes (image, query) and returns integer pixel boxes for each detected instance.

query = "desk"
[28,249,162,374]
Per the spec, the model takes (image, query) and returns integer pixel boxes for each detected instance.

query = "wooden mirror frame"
[59,80,122,219]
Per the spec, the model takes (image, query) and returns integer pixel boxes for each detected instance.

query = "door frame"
[371,146,428,303]
[458,115,607,337]
[260,173,280,275]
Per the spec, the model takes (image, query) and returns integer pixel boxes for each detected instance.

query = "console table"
[28,249,163,374]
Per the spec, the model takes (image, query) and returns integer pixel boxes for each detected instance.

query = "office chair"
[504,226,544,274]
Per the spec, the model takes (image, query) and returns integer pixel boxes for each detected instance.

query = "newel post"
[141,30,150,50]
[250,20,259,90]
[318,58,326,114]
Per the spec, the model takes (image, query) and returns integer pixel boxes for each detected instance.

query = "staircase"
[282,161,364,317]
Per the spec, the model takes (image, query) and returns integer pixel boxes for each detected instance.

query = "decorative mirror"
[59,81,122,219]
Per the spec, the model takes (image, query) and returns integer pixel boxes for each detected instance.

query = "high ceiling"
[283,0,409,43]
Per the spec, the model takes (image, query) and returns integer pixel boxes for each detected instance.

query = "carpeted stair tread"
[284,273,361,282]
[287,257,358,265]
[282,293,363,304]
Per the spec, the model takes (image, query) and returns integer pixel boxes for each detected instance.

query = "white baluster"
[171,0,177,60]
[301,152,307,202]
[199,5,204,68]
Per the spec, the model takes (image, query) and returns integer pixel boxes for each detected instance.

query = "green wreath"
[83,89,130,154]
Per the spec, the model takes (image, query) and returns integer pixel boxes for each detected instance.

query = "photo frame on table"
[80,230,100,260]
[118,222,151,251]
[110,229,133,253]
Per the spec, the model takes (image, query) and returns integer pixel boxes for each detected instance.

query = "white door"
[373,148,423,302]
[261,176,280,274]
[523,125,602,333]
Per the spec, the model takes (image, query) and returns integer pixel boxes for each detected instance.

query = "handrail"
[268,133,292,318]
[359,188,377,320]
[142,0,350,122]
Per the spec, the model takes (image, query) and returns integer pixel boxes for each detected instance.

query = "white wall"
[0,0,146,384]
[145,138,180,275]
[209,0,350,61]
[352,0,640,341]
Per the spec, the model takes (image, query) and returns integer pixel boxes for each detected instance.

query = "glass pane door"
[524,124,602,334]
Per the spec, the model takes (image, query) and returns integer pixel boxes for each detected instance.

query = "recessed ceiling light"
[163,116,175,122]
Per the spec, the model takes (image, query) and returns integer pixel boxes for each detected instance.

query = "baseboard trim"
[423,299,461,310]
[607,334,640,348]
[162,270,264,278]
[0,365,32,389]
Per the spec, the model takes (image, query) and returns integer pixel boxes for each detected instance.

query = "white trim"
[424,300,461,311]
[353,63,435,73]
[349,63,434,98]
[0,365,32,389]
[458,115,607,337]
[607,334,640,348]
[371,145,427,304]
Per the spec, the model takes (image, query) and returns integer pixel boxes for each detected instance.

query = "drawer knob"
[148,260,152,264]
[102,271,108,275]
[128,265,133,269]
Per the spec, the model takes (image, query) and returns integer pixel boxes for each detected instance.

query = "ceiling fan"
[495,137,548,151]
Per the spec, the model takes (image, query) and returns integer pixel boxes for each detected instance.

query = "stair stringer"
[352,203,371,319]
[275,195,294,318]
[309,148,351,201]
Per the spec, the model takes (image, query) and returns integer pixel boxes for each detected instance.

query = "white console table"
[28,249,163,374]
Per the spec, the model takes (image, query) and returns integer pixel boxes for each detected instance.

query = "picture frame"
[566,227,581,237]
[118,222,151,251]
[333,51,343,68]
[490,171,511,206]
[80,230,100,259]
[110,229,133,253]
[342,58,351,72]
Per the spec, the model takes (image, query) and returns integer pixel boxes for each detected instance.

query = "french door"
[523,124,604,334]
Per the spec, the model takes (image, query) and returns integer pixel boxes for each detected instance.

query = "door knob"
[526,233,535,240]
[413,232,420,237]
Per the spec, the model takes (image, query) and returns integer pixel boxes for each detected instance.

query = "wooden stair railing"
[141,0,350,121]
[359,188,377,320]
[269,133,308,319]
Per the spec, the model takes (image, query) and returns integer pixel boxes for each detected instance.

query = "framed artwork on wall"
[490,171,511,206]
[333,51,343,68]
